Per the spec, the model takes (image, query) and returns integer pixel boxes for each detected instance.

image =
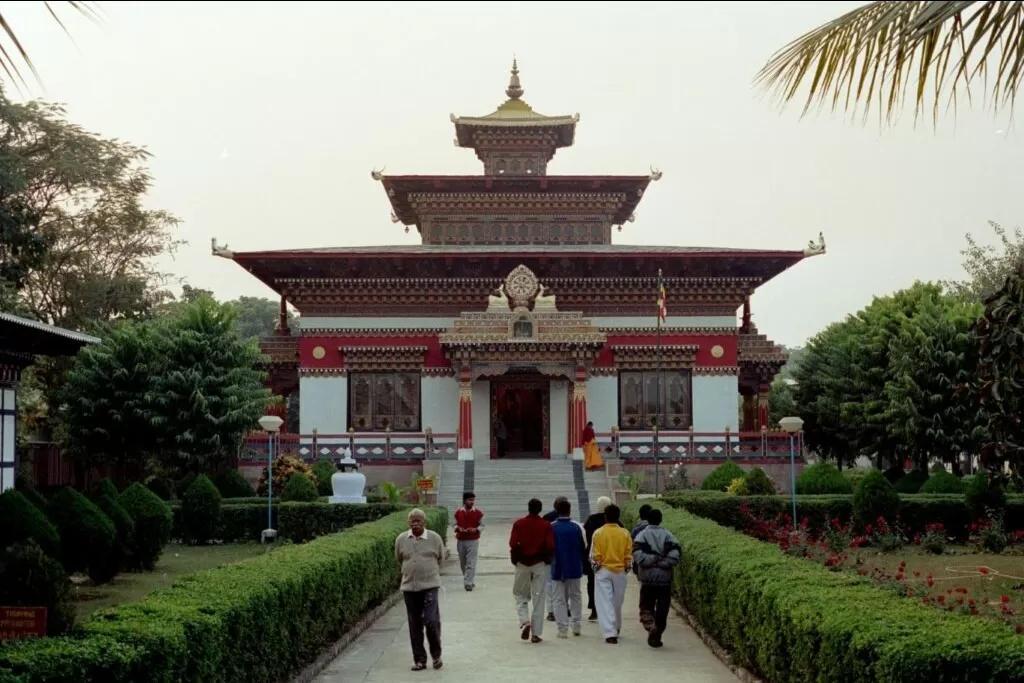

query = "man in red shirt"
[509,497,555,643]
[453,491,484,591]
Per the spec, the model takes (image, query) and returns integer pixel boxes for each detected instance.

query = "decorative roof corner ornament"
[453,138,460,147]
[649,165,663,181]
[803,232,826,257]
[390,212,400,224]
[370,166,386,182]
[450,113,458,123]
[211,237,234,259]
[572,113,581,122]
[627,214,637,223]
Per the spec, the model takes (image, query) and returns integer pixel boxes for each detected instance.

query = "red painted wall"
[594,334,737,368]
[298,335,449,369]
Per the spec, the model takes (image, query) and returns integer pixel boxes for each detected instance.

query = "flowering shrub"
[735,504,1024,635]
[916,522,948,555]
[725,477,747,496]
[971,515,1011,554]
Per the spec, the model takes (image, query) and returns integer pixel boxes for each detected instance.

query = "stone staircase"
[436,458,612,522]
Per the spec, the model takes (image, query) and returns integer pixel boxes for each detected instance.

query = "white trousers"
[594,568,628,638]
[551,578,582,633]
[513,562,548,637]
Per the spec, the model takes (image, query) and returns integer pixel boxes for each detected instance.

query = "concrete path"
[313,524,738,683]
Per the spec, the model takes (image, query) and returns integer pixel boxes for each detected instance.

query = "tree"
[757,2,1021,124]
[59,320,163,475]
[0,87,181,331]
[0,2,101,87]
[230,296,295,340]
[972,261,1024,481]
[149,296,271,473]
[945,221,1024,302]
[884,290,985,468]
[793,282,979,468]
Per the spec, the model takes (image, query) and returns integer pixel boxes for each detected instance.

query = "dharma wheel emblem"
[504,264,539,308]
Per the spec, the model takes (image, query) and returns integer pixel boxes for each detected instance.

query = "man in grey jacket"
[631,508,681,648]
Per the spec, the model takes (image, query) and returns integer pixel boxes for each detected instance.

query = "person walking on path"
[631,504,652,540]
[583,496,622,621]
[510,497,555,643]
[632,508,681,648]
[550,497,587,638]
[543,496,567,622]
[590,503,633,644]
[394,508,445,671]
[454,491,484,591]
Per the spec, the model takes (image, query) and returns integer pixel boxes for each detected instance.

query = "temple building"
[215,61,824,462]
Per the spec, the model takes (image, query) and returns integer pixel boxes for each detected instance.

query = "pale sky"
[8,1,1023,345]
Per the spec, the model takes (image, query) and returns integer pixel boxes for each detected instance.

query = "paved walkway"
[314,524,738,683]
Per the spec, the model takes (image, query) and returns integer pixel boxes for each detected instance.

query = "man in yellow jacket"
[589,503,633,643]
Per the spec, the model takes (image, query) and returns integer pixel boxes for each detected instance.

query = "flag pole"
[654,268,663,498]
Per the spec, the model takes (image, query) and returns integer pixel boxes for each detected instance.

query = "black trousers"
[638,584,672,634]
[403,588,442,664]
[585,569,595,610]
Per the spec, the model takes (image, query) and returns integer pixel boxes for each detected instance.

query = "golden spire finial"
[505,57,524,100]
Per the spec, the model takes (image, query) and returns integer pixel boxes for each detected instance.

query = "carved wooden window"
[348,372,421,432]
[618,370,692,430]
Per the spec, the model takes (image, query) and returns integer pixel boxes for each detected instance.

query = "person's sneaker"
[531,635,543,643]
[572,627,582,637]
[520,624,531,640]
[588,610,598,621]
[433,659,444,670]
[464,585,473,591]
[546,612,555,622]
[605,637,618,644]
[557,631,568,639]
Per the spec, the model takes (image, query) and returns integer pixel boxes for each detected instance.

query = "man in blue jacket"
[549,497,587,638]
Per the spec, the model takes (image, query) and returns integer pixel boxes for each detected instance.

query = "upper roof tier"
[450,59,580,177]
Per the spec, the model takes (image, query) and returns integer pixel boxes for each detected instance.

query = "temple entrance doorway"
[490,374,549,459]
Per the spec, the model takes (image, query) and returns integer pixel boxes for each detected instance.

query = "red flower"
[1002,596,1011,604]
[980,567,990,575]
[1016,624,1023,634]
[926,577,935,588]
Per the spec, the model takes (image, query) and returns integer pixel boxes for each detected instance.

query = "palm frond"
[0,1,102,89]
[755,1,1024,125]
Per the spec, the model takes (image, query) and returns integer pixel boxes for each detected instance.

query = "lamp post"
[779,416,804,531]
[258,415,284,543]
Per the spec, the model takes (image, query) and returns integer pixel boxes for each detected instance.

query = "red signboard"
[0,607,47,640]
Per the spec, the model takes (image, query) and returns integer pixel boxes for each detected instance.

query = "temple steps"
[437,458,612,522]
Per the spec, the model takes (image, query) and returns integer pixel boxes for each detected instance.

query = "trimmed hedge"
[0,507,448,683]
[662,491,1024,541]
[169,501,406,544]
[118,484,172,572]
[626,502,1024,682]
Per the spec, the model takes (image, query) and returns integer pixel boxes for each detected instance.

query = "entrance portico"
[439,265,606,460]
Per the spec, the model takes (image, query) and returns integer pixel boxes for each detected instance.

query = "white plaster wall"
[587,377,619,432]
[301,315,736,330]
[471,380,491,458]
[549,380,569,456]
[299,376,347,435]
[422,376,458,434]
[692,374,739,433]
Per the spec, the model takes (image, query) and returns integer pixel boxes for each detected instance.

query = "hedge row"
[624,502,1024,682]
[0,507,448,683]
[169,501,406,544]
[662,491,1024,540]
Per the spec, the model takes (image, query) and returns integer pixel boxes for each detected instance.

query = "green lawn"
[848,547,1024,623]
[73,543,273,619]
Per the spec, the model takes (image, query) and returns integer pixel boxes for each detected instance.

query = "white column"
[1,386,17,493]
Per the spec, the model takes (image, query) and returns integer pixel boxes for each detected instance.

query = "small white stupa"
[329,449,367,504]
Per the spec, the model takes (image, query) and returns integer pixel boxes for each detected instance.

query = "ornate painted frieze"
[420,220,613,245]
[277,276,758,317]
[610,344,698,370]
[340,345,428,372]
